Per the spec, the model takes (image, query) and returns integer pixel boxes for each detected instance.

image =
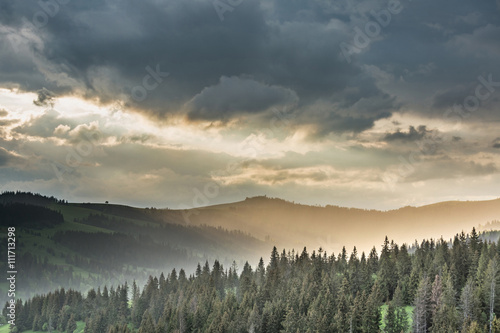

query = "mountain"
[161,195,500,254]
[2,191,500,305]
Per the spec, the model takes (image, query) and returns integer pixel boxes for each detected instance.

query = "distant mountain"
[161,195,500,254]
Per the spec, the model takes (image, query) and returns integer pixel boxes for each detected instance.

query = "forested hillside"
[6,229,500,333]
[0,192,269,305]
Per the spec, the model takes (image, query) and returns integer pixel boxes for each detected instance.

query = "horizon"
[3,190,500,212]
[2,190,499,260]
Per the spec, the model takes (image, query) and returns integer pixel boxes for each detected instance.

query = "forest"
[5,229,500,333]
[0,192,269,304]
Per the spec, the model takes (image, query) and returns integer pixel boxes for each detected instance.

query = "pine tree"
[430,274,442,326]
[363,283,382,333]
[385,284,408,333]
[430,273,458,333]
[350,292,365,333]
[486,257,499,333]
[334,278,352,332]
[460,278,479,330]
[368,247,379,275]
[378,237,397,301]
[66,313,77,333]
[138,310,156,333]
[384,301,397,333]
[282,306,300,333]
[413,275,431,333]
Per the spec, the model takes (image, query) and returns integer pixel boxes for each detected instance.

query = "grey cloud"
[0,119,18,127]
[383,126,431,142]
[186,76,298,121]
[432,85,471,109]
[0,109,8,117]
[0,0,397,134]
[311,113,391,138]
[67,122,102,145]
[100,143,236,178]
[13,109,70,138]
[404,157,498,182]
[257,169,330,185]
[33,88,56,108]
[352,0,500,118]
[0,0,499,134]
[448,24,500,58]
[493,138,500,149]
[0,147,16,166]
[12,109,108,146]
[302,95,395,138]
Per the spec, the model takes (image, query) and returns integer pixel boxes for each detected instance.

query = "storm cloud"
[0,0,500,209]
[186,76,298,121]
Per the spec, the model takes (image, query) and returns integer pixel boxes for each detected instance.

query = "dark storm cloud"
[1,0,500,132]
[301,91,396,138]
[1,0,267,107]
[313,111,391,137]
[186,76,298,121]
[383,125,431,142]
[0,0,399,134]
[432,86,472,109]
[350,0,500,119]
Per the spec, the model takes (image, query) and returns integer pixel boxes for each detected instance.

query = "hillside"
[0,192,269,304]
[2,191,500,306]
[163,196,500,254]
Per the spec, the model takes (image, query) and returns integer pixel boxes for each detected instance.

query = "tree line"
[5,228,500,332]
[0,203,64,228]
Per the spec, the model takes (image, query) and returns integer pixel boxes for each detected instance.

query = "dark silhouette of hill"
[0,192,268,304]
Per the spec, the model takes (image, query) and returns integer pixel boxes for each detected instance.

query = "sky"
[0,0,499,210]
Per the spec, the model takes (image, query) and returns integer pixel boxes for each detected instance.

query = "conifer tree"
[138,309,156,333]
[66,313,77,333]
[363,282,382,333]
[413,275,431,333]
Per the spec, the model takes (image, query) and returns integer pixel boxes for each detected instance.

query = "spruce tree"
[413,275,431,333]
[66,313,77,333]
[138,310,156,333]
